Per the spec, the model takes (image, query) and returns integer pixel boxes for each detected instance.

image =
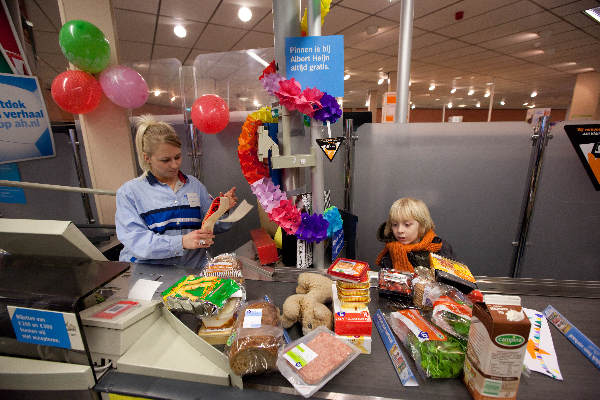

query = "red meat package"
[277,326,361,398]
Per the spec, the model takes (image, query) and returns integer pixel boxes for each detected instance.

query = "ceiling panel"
[338,0,398,14]
[32,30,61,54]
[210,2,271,29]
[253,12,273,33]
[412,39,470,59]
[322,5,369,35]
[550,0,599,16]
[563,11,598,27]
[113,0,159,14]
[344,47,369,60]
[414,0,519,31]
[152,44,190,60]
[351,27,399,51]
[159,0,220,22]
[231,31,274,51]
[194,24,247,52]
[155,16,205,48]
[114,9,156,43]
[119,40,153,63]
[460,12,560,44]
[413,32,450,49]
[24,0,58,32]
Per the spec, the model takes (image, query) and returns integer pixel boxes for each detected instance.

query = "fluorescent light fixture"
[583,7,600,24]
[408,81,412,86]
[447,102,453,109]
[568,67,595,74]
[551,61,577,68]
[528,104,535,108]
[458,104,466,108]
[344,74,351,80]
[246,50,269,67]
[450,87,457,94]
[523,102,529,106]
[476,101,481,108]
[387,77,390,84]
[467,88,474,96]
[153,90,161,97]
[411,104,416,109]
[484,90,490,98]
[500,99,506,105]
[253,99,260,107]
[174,24,187,38]
[170,96,177,102]
[429,83,436,91]
[378,77,385,85]
[530,91,538,98]
[238,6,252,22]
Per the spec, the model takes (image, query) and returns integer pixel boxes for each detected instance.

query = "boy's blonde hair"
[384,197,435,240]
[134,114,182,171]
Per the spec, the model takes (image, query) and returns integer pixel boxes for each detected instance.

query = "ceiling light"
[530,91,538,98]
[170,96,177,102]
[378,77,384,85]
[408,80,412,86]
[25,19,34,28]
[344,74,351,80]
[238,6,252,22]
[450,87,457,94]
[568,67,595,74]
[153,90,161,97]
[246,50,269,67]
[435,98,440,101]
[551,61,577,68]
[174,24,187,38]
[486,82,494,85]
[476,101,481,108]
[253,99,260,107]
[516,49,544,57]
[458,104,466,108]
[447,102,453,109]
[411,104,416,109]
[500,99,506,105]
[239,97,248,101]
[583,7,600,24]
[484,90,490,98]
[523,102,529,106]
[429,83,436,91]
[528,104,536,108]
[467,88,474,96]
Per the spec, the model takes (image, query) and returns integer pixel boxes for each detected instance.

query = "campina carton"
[463,295,531,400]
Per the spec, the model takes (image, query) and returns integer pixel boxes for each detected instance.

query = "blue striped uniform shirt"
[115,171,231,269]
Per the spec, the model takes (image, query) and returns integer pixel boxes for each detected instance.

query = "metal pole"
[308,0,325,269]
[273,0,301,192]
[344,119,355,213]
[0,180,116,195]
[442,103,446,122]
[68,128,96,223]
[487,85,495,122]
[511,115,551,277]
[395,0,414,124]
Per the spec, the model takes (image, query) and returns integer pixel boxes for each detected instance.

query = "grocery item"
[201,297,240,330]
[332,283,372,336]
[378,269,414,301]
[336,278,369,290]
[336,334,372,354]
[203,253,244,282]
[390,309,466,378]
[432,295,472,340]
[337,287,370,297]
[277,326,360,398]
[327,258,369,282]
[463,295,531,400]
[161,276,240,316]
[430,253,477,294]
[227,299,284,376]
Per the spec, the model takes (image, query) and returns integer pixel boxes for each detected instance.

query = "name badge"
[187,192,200,207]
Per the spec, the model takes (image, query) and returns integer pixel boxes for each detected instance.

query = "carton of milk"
[463,295,531,400]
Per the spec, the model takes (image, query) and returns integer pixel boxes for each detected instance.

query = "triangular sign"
[316,137,345,162]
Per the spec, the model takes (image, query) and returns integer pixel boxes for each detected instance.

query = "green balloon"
[59,20,110,74]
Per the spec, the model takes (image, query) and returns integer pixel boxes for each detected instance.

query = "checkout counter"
[0,221,599,399]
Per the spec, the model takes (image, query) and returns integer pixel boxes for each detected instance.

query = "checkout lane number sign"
[7,306,84,350]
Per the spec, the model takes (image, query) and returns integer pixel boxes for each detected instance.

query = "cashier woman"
[115,115,238,269]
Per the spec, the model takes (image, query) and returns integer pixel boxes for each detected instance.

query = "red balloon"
[51,70,102,114]
[191,94,229,134]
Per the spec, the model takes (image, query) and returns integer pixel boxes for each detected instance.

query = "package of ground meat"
[276,326,361,398]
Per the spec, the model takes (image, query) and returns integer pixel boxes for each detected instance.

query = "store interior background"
[2,0,599,281]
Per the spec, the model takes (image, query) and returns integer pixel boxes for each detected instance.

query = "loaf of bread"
[228,300,283,376]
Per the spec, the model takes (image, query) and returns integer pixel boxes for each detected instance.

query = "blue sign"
[332,228,344,262]
[285,35,344,97]
[8,307,83,350]
[0,162,25,203]
[0,73,55,164]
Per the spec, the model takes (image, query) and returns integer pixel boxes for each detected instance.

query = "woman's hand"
[220,186,238,211]
[182,229,215,249]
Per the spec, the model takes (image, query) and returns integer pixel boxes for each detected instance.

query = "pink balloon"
[99,65,149,109]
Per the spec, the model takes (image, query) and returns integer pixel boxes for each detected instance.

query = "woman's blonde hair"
[134,114,182,171]
[384,197,435,240]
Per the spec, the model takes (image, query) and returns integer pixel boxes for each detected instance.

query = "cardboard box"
[336,334,371,354]
[332,283,372,336]
[463,295,531,400]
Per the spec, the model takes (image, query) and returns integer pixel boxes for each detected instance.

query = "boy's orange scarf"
[375,230,442,273]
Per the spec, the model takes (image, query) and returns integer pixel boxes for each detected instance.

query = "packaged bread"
[204,252,244,284]
[226,299,283,376]
[277,326,361,398]
[201,297,240,330]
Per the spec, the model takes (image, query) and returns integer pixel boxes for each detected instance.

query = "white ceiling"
[25,0,600,110]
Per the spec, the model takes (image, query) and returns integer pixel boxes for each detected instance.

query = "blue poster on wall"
[285,35,344,97]
[0,73,55,164]
[0,162,25,203]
